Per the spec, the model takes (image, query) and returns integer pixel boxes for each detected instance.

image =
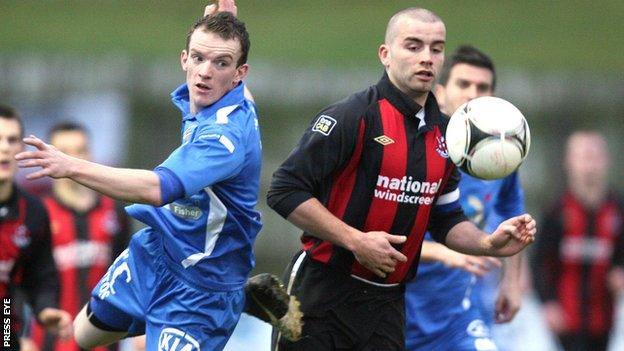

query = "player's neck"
[570,183,608,210]
[53,180,97,212]
[0,179,13,203]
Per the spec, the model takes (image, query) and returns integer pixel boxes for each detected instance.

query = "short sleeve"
[427,167,468,243]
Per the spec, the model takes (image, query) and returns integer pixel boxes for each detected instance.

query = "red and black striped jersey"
[268,73,467,285]
[532,191,624,336]
[31,194,130,351]
[0,186,59,337]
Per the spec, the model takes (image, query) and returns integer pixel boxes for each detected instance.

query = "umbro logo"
[374,135,395,145]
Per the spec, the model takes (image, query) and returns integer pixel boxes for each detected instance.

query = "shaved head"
[385,8,443,44]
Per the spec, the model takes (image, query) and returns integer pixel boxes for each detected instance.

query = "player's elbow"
[145,187,165,207]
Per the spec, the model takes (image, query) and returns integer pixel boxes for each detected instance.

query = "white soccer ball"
[445,96,531,180]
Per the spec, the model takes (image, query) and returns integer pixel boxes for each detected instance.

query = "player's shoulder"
[607,190,624,210]
[15,186,50,227]
[16,186,47,212]
[308,85,380,136]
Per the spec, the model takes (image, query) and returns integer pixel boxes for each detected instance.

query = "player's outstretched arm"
[445,214,536,257]
[420,241,501,277]
[287,198,407,278]
[16,135,162,205]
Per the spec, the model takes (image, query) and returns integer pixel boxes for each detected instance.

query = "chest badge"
[374,135,395,146]
[435,135,449,158]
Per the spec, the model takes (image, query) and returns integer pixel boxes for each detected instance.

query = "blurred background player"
[405,45,525,351]
[0,104,72,350]
[532,130,624,351]
[27,122,131,351]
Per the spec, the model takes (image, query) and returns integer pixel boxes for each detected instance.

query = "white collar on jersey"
[415,108,427,130]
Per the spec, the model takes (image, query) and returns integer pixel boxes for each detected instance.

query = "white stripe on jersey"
[216,105,238,124]
[181,187,227,268]
[219,135,235,153]
[436,188,460,205]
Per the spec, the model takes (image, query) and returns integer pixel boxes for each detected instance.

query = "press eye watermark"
[3,298,10,347]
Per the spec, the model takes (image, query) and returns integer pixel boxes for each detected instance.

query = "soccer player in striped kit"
[28,122,130,351]
[268,8,536,351]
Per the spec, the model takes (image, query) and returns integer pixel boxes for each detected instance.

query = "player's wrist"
[344,227,363,253]
[479,235,493,256]
[65,155,85,179]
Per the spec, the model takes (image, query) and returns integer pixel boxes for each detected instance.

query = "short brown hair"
[185,12,250,67]
[0,104,24,137]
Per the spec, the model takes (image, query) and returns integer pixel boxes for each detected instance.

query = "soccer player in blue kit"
[405,46,525,351]
[16,2,262,350]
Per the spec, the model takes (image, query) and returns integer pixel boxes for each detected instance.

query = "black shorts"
[272,251,406,351]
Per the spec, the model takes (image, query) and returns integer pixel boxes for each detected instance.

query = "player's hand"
[485,214,536,256]
[542,301,568,333]
[204,0,237,17]
[38,308,73,340]
[443,252,501,277]
[15,135,78,180]
[352,231,407,278]
[19,337,40,351]
[494,280,522,323]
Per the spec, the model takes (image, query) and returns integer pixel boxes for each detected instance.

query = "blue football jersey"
[126,82,262,291]
[405,171,524,341]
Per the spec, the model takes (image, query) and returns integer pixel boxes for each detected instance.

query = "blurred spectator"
[0,104,72,350]
[532,131,624,351]
[29,122,131,351]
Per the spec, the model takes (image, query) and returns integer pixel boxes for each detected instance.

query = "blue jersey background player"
[16,4,262,350]
[405,45,525,351]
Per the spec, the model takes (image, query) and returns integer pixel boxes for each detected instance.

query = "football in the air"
[445,96,530,180]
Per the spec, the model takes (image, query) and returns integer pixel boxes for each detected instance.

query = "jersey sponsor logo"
[435,135,449,158]
[97,249,131,300]
[311,115,337,136]
[158,327,200,351]
[373,175,442,205]
[373,135,395,146]
[53,241,111,270]
[168,203,203,220]
[560,237,614,262]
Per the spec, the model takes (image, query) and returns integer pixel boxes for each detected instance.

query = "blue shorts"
[90,229,245,351]
[406,309,497,351]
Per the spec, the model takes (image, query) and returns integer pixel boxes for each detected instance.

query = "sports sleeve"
[531,203,563,302]
[267,105,362,219]
[426,166,468,243]
[159,118,245,198]
[485,171,526,231]
[19,202,59,315]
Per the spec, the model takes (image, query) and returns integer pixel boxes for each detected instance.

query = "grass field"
[1,0,623,72]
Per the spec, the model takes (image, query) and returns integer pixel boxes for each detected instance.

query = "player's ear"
[180,50,189,71]
[378,44,390,67]
[234,63,249,85]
